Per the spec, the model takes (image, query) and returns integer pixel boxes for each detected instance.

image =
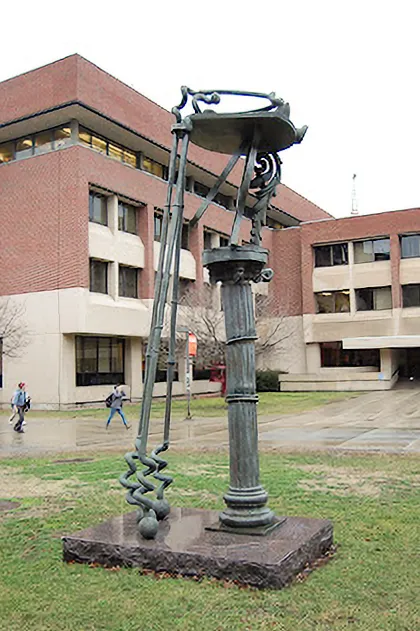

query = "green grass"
[0,450,419,630]
[15,391,358,421]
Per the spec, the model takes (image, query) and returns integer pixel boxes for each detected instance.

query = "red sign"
[188,332,197,357]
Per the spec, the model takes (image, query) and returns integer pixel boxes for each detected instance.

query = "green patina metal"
[120,88,306,538]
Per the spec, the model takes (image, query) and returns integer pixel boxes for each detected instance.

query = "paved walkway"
[1,388,420,458]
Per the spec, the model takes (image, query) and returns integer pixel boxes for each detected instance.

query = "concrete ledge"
[62,508,333,590]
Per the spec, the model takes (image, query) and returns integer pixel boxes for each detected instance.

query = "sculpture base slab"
[205,515,286,536]
[62,507,333,590]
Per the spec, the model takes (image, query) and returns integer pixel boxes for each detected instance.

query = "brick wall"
[0,148,87,296]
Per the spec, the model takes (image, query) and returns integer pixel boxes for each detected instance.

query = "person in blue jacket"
[12,382,30,433]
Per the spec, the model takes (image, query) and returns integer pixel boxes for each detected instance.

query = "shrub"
[256,370,279,392]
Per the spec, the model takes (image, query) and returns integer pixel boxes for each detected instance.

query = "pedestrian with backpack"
[12,382,30,433]
[105,384,130,430]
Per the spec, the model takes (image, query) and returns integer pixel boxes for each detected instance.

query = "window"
[89,259,108,294]
[119,266,139,298]
[194,181,210,197]
[54,126,72,149]
[220,236,229,247]
[0,142,14,164]
[142,156,167,179]
[118,202,137,234]
[34,130,53,154]
[266,217,284,229]
[15,137,33,159]
[204,230,213,250]
[314,243,348,267]
[89,192,108,225]
[76,336,124,386]
[154,212,163,242]
[354,238,390,263]
[320,342,380,368]
[401,234,420,259]
[402,284,420,307]
[214,192,231,208]
[181,223,189,250]
[79,127,137,167]
[356,286,392,311]
[315,290,350,314]
[0,125,72,166]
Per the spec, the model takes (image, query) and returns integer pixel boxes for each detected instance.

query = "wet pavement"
[1,388,420,458]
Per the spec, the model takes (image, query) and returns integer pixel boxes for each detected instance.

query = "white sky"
[2,1,419,218]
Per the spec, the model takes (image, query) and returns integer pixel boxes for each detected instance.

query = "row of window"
[314,235,420,267]
[90,260,140,298]
[76,335,206,387]
[316,284,420,313]
[89,192,138,235]
[320,342,380,368]
[0,126,72,163]
[0,123,236,211]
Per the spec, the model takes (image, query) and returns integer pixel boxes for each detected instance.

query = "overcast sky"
[2,1,419,218]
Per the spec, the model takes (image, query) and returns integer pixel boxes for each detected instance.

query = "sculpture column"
[203,245,274,530]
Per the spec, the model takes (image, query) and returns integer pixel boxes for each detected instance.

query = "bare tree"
[0,297,29,358]
[178,284,290,371]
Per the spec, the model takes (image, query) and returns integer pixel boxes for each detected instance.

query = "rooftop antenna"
[351,173,359,215]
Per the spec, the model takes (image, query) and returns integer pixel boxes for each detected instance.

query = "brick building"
[0,55,329,408]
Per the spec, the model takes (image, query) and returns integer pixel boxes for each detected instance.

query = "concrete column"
[348,241,356,315]
[138,204,155,299]
[70,119,79,144]
[390,233,401,309]
[189,223,204,288]
[109,261,118,300]
[108,195,118,235]
[128,337,143,401]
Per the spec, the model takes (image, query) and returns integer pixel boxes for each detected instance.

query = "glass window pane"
[354,240,374,264]
[89,193,107,225]
[194,181,210,197]
[15,137,33,159]
[314,246,332,267]
[79,128,91,147]
[119,266,138,298]
[123,149,137,167]
[91,135,107,154]
[111,339,124,373]
[356,288,373,311]
[125,206,137,234]
[118,202,124,231]
[220,236,229,247]
[335,291,350,312]
[374,287,392,310]
[154,213,162,241]
[403,284,420,307]
[204,231,213,249]
[143,156,165,178]
[98,338,111,372]
[89,259,108,293]
[401,235,420,258]
[373,238,390,260]
[78,337,97,373]
[54,127,71,149]
[0,142,14,163]
[332,243,348,265]
[34,131,53,154]
[181,223,189,250]
[316,292,335,313]
[108,143,123,162]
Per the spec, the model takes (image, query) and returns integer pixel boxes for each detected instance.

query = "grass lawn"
[0,450,419,630]
[24,391,359,421]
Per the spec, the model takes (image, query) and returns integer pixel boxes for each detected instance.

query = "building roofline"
[300,205,420,226]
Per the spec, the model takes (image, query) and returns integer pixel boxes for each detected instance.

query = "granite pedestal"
[62,508,333,589]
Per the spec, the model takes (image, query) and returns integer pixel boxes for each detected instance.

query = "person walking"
[106,384,130,430]
[12,382,30,433]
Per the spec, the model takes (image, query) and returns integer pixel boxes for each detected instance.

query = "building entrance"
[400,348,420,380]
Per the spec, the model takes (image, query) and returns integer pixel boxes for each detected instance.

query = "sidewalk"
[1,389,420,457]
